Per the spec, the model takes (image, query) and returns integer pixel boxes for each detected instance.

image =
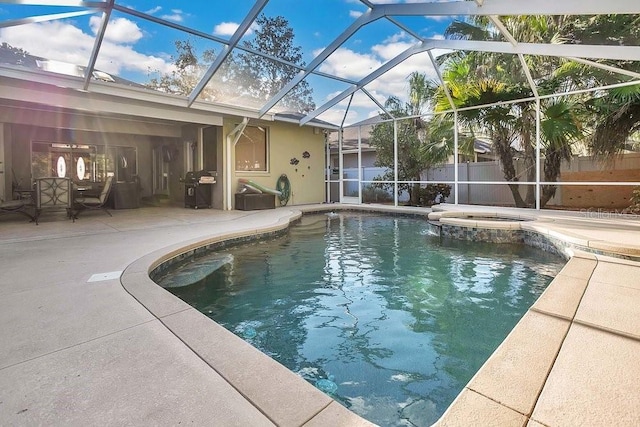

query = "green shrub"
[361,185,394,203]
[416,184,451,207]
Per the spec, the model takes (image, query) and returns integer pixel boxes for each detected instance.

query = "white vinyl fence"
[329,154,640,207]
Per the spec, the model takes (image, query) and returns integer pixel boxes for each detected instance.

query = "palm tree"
[540,101,583,206]
[439,14,640,208]
[437,15,586,208]
[587,84,640,158]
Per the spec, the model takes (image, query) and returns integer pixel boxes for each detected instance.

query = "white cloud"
[317,108,360,126]
[367,109,382,119]
[315,32,448,110]
[95,40,173,76]
[334,90,384,110]
[213,21,259,37]
[161,14,182,23]
[316,47,381,80]
[349,10,363,18]
[145,6,162,15]
[161,9,186,23]
[317,91,386,126]
[214,22,240,36]
[0,21,173,77]
[89,16,143,44]
[371,40,414,61]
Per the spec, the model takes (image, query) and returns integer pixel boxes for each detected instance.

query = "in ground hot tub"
[428,211,534,243]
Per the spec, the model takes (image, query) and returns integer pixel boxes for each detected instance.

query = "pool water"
[159,213,565,426]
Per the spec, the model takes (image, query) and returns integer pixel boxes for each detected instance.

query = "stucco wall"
[227,118,326,207]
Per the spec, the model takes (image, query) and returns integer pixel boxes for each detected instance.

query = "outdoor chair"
[34,177,73,225]
[73,175,113,219]
[0,199,34,222]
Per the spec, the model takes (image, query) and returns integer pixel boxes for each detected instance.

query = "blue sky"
[0,1,454,125]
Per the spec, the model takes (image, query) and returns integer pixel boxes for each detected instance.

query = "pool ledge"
[121,204,640,426]
[121,208,375,427]
[425,206,640,426]
[434,251,640,426]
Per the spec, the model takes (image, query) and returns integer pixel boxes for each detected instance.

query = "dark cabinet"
[185,183,212,209]
[109,182,140,209]
[235,193,275,210]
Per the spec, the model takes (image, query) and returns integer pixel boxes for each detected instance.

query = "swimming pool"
[158,213,564,426]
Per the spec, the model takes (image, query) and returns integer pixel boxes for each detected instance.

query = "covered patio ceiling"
[1,0,639,127]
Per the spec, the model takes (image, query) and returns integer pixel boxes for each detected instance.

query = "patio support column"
[225,118,248,210]
[393,119,399,207]
[454,111,459,205]
[428,50,457,206]
[535,98,541,210]
[325,131,331,204]
[357,125,363,204]
[339,127,344,203]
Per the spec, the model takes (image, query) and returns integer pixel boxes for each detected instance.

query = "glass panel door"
[341,148,361,203]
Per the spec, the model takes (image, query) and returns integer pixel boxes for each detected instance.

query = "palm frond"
[444,20,490,41]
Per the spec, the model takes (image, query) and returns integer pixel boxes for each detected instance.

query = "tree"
[146,40,225,100]
[587,85,640,158]
[437,16,584,208]
[438,14,640,208]
[370,73,473,206]
[552,15,640,158]
[147,15,314,113]
[0,42,31,65]
[371,97,430,206]
[234,14,315,114]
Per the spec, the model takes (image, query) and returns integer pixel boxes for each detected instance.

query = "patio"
[0,204,638,426]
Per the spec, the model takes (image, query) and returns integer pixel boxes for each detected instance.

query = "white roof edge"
[0,64,272,123]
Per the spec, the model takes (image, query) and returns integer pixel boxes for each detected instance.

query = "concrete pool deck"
[0,203,638,426]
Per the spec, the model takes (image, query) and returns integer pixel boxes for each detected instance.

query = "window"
[32,142,96,181]
[235,126,267,171]
[31,142,136,182]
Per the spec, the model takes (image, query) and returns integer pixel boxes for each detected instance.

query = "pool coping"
[120,204,640,426]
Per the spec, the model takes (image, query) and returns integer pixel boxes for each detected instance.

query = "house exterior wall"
[227,118,326,207]
[0,104,182,203]
[1,101,329,210]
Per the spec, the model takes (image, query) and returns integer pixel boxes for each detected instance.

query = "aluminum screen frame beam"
[187,0,269,106]
[424,39,640,62]
[305,38,640,125]
[301,42,434,125]
[111,3,360,88]
[0,1,106,7]
[0,10,98,28]
[565,57,640,80]
[373,0,640,17]
[258,8,386,117]
[83,0,113,90]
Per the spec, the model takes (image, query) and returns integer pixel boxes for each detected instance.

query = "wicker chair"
[34,177,72,224]
[73,176,114,219]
